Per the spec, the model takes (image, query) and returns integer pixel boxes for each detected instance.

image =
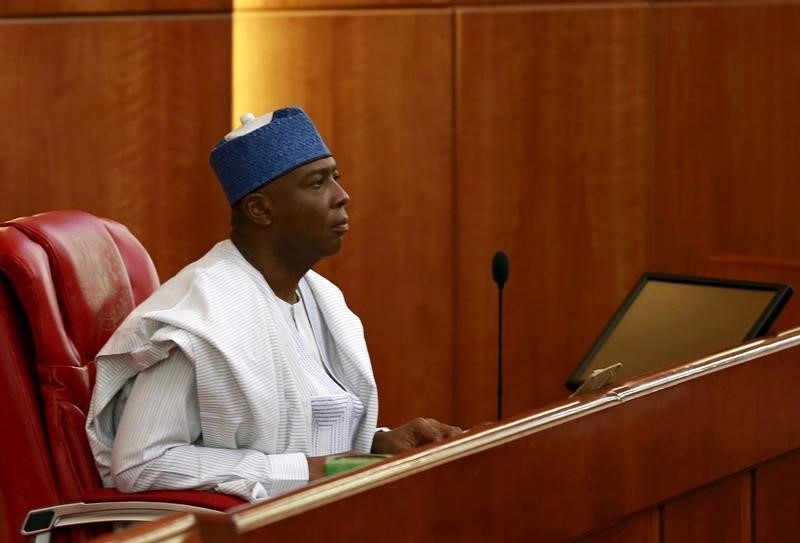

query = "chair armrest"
[22,489,244,543]
[22,500,225,541]
[81,487,244,510]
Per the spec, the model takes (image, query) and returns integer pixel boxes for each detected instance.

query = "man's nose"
[334,181,349,207]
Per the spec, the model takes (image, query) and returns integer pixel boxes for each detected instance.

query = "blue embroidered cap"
[209,107,332,206]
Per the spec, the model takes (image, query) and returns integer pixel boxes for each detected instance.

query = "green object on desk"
[324,454,390,477]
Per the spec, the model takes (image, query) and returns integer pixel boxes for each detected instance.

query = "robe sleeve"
[110,349,308,501]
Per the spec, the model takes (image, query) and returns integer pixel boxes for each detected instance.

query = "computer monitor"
[565,273,793,391]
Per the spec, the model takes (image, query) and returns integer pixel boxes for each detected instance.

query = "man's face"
[263,156,350,262]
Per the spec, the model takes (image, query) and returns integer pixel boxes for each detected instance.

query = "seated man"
[86,107,460,501]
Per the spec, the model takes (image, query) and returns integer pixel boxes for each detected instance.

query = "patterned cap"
[209,107,332,206]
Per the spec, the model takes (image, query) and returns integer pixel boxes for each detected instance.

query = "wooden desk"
[97,328,800,542]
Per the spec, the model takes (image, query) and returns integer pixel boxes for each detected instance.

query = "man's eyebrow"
[302,164,339,179]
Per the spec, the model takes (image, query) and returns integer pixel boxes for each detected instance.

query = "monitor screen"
[565,273,793,390]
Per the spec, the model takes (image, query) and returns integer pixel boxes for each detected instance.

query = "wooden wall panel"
[235,0,444,10]
[574,510,659,543]
[233,10,454,426]
[663,474,752,542]
[0,15,232,280]
[755,450,800,543]
[456,5,651,426]
[0,1,230,16]
[653,2,800,275]
[453,0,617,7]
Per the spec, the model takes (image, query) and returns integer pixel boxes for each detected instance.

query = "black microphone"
[492,251,510,289]
[492,251,509,421]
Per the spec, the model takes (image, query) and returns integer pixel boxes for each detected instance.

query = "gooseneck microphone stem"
[492,251,510,422]
[497,285,504,421]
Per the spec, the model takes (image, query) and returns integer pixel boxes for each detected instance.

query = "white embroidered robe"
[85,240,379,501]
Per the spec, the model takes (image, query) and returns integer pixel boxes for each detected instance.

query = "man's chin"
[324,239,344,257]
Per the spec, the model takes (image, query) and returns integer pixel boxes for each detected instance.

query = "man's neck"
[230,233,308,303]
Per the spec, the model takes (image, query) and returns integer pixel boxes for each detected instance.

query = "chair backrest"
[0,275,63,543]
[0,210,159,509]
[704,254,800,335]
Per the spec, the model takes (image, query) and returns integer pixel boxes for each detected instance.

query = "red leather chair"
[0,211,244,543]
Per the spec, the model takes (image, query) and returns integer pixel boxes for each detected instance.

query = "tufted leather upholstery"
[0,210,243,543]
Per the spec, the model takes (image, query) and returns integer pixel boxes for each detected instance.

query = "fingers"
[424,418,463,439]
[429,418,462,437]
[413,418,442,443]
[412,417,463,446]
[372,417,464,454]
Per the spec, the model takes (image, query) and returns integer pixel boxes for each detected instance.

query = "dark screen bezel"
[564,273,794,391]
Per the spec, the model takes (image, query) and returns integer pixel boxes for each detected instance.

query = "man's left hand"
[371,418,463,455]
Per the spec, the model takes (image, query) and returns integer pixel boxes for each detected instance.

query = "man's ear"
[240,191,272,227]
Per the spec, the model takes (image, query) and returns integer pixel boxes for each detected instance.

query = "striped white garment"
[276,290,366,455]
[85,240,379,501]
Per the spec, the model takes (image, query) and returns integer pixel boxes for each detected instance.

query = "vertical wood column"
[662,474,752,542]
[653,2,800,274]
[755,451,800,542]
[455,5,652,425]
